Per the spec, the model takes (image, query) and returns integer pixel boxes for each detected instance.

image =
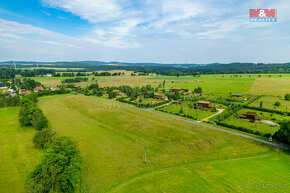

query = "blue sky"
[0,0,290,63]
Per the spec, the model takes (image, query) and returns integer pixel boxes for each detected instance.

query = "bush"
[285,94,290,101]
[274,101,281,107]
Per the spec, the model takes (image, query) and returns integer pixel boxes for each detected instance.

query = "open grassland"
[247,77,290,96]
[222,108,288,135]
[0,107,42,193]
[39,95,290,193]
[249,96,290,112]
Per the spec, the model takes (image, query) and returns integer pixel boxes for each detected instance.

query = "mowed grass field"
[0,107,42,193]
[39,95,290,193]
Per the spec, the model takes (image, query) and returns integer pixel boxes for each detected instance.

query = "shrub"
[285,94,290,101]
[274,101,281,107]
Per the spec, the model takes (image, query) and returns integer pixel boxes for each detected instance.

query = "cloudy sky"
[0,0,290,63]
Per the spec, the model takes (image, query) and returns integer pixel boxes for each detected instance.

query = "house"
[50,87,56,91]
[112,90,126,97]
[101,87,107,91]
[19,89,31,95]
[171,88,182,92]
[197,101,211,108]
[232,94,243,98]
[7,79,12,84]
[33,87,44,93]
[239,111,261,121]
[174,100,182,104]
[0,84,7,89]
[154,93,168,100]
[3,89,17,96]
[43,73,52,77]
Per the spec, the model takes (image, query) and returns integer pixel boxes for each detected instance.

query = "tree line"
[18,93,82,192]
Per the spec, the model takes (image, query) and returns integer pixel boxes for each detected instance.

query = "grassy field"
[249,96,290,112]
[28,73,290,96]
[0,107,42,193]
[38,95,290,193]
[222,108,288,135]
[158,102,217,120]
[247,77,290,96]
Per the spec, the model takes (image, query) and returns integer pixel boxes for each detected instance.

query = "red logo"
[250,9,276,18]
[249,9,277,22]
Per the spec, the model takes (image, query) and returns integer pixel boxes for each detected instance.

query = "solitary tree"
[259,101,263,108]
[274,101,281,107]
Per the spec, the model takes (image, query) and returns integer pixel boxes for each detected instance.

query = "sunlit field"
[38,95,290,193]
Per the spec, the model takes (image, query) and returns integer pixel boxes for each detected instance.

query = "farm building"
[197,101,211,108]
[19,89,31,95]
[154,93,168,100]
[239,111,262,121]
[33,87,44,93]
[232,94,243,97]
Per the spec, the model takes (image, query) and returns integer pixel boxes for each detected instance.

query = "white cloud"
[43,0,127,23]
[1,0,290,62]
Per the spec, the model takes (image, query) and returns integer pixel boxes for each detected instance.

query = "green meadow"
[0,108,42,193]
[249,96,290,112]
[37,95,290,193]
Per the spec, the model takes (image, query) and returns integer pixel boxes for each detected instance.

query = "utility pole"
[144,152,147,163]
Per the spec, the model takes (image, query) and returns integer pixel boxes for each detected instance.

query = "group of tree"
[26,134,82,193]
[92,71,124,76]
[61,77,88,84]
[17,93,82,192]
[0,94,20,108]
[274,120,290,145]
[19,93,48,130]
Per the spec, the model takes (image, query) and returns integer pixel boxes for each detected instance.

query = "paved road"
[83,95,289,149]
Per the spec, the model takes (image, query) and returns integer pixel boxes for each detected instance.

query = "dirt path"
[201,108,224,121]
